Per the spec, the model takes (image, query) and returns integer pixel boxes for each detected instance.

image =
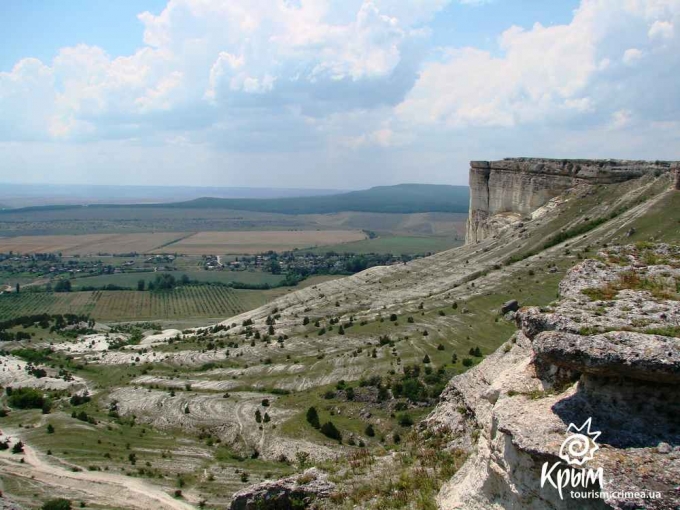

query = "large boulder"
[229,468,335,510]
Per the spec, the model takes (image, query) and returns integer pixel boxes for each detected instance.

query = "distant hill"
[0,184,470,215]
[0,183,346,209]
[157,184,470,214]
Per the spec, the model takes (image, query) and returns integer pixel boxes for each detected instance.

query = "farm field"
[70,270,286,289]
[0,286,261,321]
[0,275,343,322]
[0,232,188,255]
[158,230,367,254]
[302,235,463,255]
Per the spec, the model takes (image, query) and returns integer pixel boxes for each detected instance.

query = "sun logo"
[559,417,601,466]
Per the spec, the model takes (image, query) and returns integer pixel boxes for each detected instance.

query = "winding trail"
[0,430,196,510]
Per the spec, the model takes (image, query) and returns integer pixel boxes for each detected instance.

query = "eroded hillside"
[0,161,678,509]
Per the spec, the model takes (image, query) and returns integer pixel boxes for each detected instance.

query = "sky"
[1,0,679,189]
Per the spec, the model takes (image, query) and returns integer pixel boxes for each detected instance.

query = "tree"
[306,407,320,429]
[8,387,45,409]
[462,357,474,367]
[422,354,431,364]
[320,421,342,442]
[365,424,375,437]
[303,317,310,325]
[338,325,345,335]
[255,409,262,423]
[15,283,20,294]
[47,424,55,434]
[263,413,271,423]
[12,441,24,454]
[398,414,414,427]
[137,279,145,291]
[41,499,72,510]
[451,353,458,364]
[54,280,72,293]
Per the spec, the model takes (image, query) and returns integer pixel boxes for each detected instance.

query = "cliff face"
[466,158,678,243]
[427,244,680,510]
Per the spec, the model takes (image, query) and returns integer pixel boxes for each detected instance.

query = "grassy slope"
[301,235,463,255]
[3,180,677,508]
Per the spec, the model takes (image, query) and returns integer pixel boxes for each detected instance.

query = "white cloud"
[609,109,633,129]
[0,0,443,142]
[649,20,674,39]
[396,0,680,130]
[1,0,680,187]
[622,47,643,65]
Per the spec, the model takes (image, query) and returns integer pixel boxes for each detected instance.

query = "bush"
[462,357,474,367]
[306,407,320,429]
[8,387,45,409]
[69,393,91,406]
[42,499,72,510]
[320,421,342,442]
[398,414,414,427]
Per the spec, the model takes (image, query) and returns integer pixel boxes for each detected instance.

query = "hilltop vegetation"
[0,184,469,217]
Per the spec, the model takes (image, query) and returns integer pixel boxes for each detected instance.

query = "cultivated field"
[0,232,188,255]
[0,275,342,322]
[158,230,367,254]
[71,270,286,289]
[0,286,264,321]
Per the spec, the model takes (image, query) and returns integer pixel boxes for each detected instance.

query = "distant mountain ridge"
[0,183,470,215]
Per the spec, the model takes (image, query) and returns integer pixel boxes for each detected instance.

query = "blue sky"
[0,0,678,188]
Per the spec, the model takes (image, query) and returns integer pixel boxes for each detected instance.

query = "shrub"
[41,499,72,510]
[8,387,45,409]
[398,414,414,427]
[320,421,342,442]
[462,358,474,367]
[306,407,320,429]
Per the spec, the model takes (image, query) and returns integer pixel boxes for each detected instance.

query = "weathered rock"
[533,330,680,384]
[430,245,680,510]
[500,299,519,314]
[229,468,335,510]
[466,158,680,243]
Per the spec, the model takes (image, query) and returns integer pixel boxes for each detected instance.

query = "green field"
[0,286,268,322]
[70,270,285,289]
[302,235,462,255]
[0,275,343,322]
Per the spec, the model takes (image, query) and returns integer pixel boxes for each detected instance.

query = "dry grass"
[157,230,367,255]
[0,233,188,255]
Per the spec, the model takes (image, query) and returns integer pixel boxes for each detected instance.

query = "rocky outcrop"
[466,158,679,243]
[229,468,336,509]
[428,244,680,510]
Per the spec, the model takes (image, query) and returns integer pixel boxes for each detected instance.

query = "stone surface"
[229,468,335,509]
[500,299,519,314]
[466,158,680,243]
[430,245,680,510]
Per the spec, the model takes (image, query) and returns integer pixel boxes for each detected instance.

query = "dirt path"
[0,430,196,510]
